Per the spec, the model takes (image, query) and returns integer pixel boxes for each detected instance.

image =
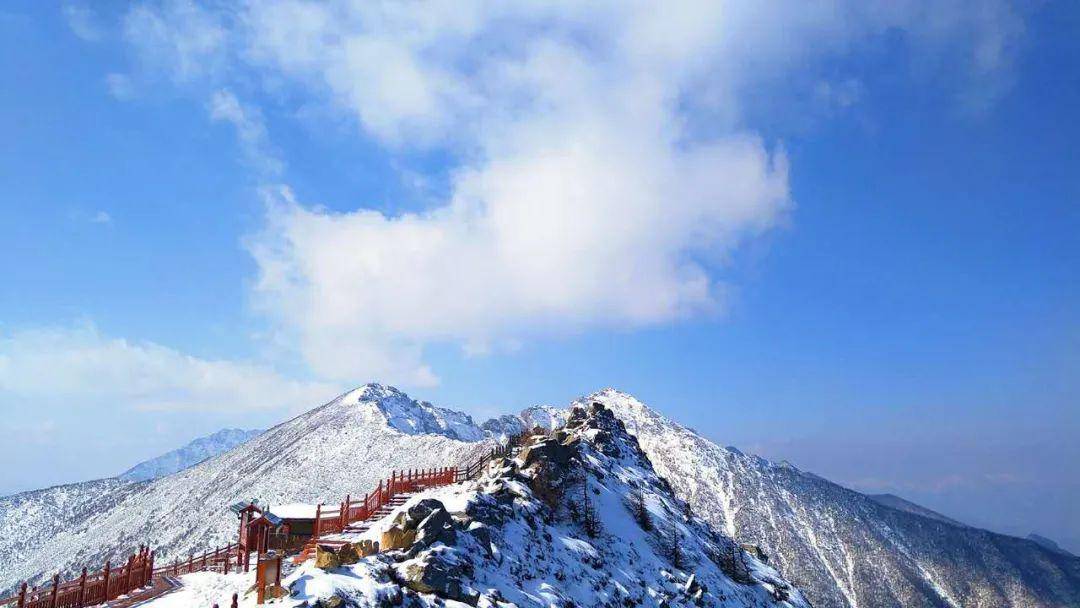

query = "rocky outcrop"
[315,542,361,570]
[402,551,479,605]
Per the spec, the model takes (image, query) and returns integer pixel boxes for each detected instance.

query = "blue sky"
[1,2,1077,550]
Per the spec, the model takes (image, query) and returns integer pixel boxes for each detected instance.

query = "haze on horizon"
[0,1,1077,553]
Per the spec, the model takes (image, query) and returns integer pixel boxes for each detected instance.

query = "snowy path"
[132,571,255,608]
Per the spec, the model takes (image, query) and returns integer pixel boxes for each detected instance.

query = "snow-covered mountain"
[270,400,810,608]
[581,389,1080,608]
[5,385,1079,608]
[119,428,263,482]
[0,384,495,596]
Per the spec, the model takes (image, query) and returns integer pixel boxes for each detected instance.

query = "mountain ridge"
[119,428,263,482]
[4,384,1078,608]
[577,388,1080,608]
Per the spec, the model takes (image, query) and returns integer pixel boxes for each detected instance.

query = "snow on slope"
[584,389,1080,608]
[0,478,145,586]
[211,401,810,608]
[0,384,495,596]
[119,428,263,482]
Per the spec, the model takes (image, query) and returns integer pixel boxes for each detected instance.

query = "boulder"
[407,508,456,557]
[380,525,418,551]
[315,542,363,569]
[520,438,575,469]
[337,543,360,565]
[403,557,479,605]
[314,544,342,570]
[403,499,445,529]
[466,524,494,558]
[356,539,379,557]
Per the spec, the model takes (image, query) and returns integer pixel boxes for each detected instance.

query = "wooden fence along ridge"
[6,546,153,608]
[1,433,526,608]
[295,436,523,562]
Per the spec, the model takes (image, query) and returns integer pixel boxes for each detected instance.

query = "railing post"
[173,557,179,577]
[102,562,111,600]
[231,592,238,608]
[188,553,194,575]
[17,582,26,608]
[313,503,322,541]
[127,553,136,593]
[148,551,155,586]
[49,572,60,608]
[77,567,87,607]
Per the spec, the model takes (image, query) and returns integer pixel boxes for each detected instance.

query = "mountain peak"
[337,382,408,405]
[330,383,485,442]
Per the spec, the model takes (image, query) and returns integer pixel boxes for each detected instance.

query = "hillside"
[0,384,495,596]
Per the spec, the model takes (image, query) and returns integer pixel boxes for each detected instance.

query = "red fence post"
[48,572,60,608]
[148,551,155,586]
[313,504,322,542]
[16,582,26,608]
[231,592,238,608]
[126,553,136,594]
[76,567,87,607]
[102,562,111,601]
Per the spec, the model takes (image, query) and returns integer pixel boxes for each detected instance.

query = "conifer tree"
[629,488,652,531]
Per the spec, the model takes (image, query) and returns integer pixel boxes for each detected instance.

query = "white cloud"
[122,0,228,84]
[209,89,284,177]
[0,325,342,413]
[90,210,112,224]
[63,2,103,42]
[116,0,1027,386]
[105,73,135,100]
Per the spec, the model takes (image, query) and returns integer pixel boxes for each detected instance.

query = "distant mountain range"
[2,385,1077,608]
[119,428,263,482]
[865,493,967,527]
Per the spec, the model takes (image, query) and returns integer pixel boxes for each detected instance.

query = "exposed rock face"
[402,551,479,605]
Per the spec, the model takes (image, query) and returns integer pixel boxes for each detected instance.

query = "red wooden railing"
[151,544,240,578]
[296,435,524,561]
[5,546,153,608]
[312,438,521,544]
[0,543,242,608]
